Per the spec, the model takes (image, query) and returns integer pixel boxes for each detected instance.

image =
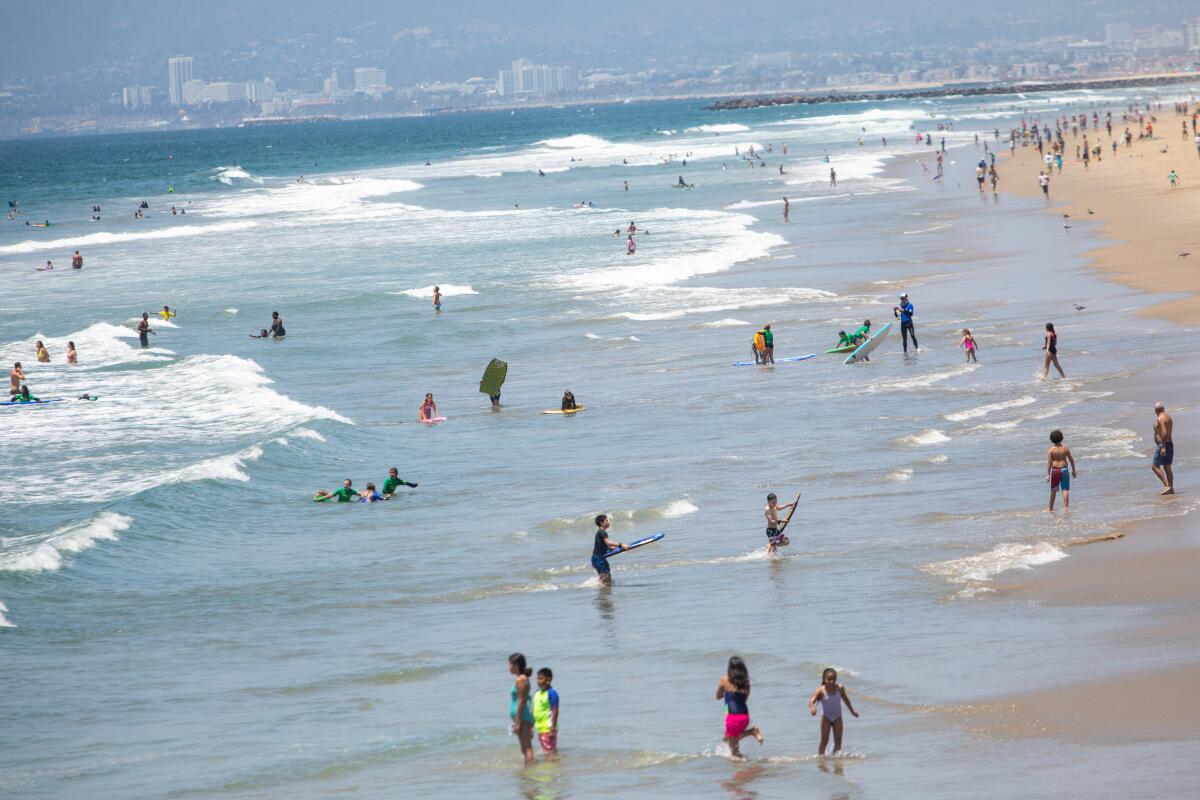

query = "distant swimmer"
[538,169,545,177]
[137,313,155,348]
[623,180,628,191]
[626,234,636,256]
[37,260,53,271]
[1045,429,1077,511]
[561,390,578,411]
[590,514,625,586]
[627,221,638,234]
[1042,322,1064,379]
[314,478,358,503]
[1152,402,1175,495]
[67,341,77,364]
[959,328,978,363]
[10,362,25,394]
[432,286,442,312]
[676,175,688,187]
[249,329,271,339]
[764,492,797,555]
[783,196,790,220]
[778,164,785,174]
[382,467,418,498]
[829,168,837,187]
[612,229,621,237]
[35,340,49,363]
[159,305,176,321]
[419,392,439,422]
[71,250,83,270]
[269,311,286,338]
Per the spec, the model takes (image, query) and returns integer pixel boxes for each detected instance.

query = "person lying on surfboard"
[764,493,798,554]
[834,330,854,348]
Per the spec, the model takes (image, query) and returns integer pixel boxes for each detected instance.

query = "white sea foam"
[724,199,784,210]
[885,468,914,481]
[0,322,172,370]
[211,165,263,185]
[660,499,699,518]
[225,308,239,314]
[0,220,260,256]
[896,429,951,447]
[0,512,133,573]
[701,318,751,328]
[608,286,838,321]
[924,541,1067,584]
[193,176,424,220]
[685,123,750,134]
[944,395,1037,422]
[392,283,477,299]
[0,600,13,628]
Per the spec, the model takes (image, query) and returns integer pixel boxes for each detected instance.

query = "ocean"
[2,91,1197,799]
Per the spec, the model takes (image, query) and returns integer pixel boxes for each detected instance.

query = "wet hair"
[863,319,871,326]
[1045,322,1055,332]
[823,667,838,683]
[727,656,750,693]
[68,341,75,348]
[509,652,532,677]
[389,467,398,474]
[13,362,20,369]
[366,483,375,491]
[1050,430,1064,444]
[344,478,353,485]
[594,514,608,527]
[537,667,553,680]
[767,493,777,502]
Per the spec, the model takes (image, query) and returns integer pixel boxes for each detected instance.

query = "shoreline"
[960,111,1200,743]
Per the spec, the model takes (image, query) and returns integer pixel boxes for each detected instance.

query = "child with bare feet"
[808,667,859,756]
[717,656,763,759]
[1046,429,1077,511]
[960,328,978,363]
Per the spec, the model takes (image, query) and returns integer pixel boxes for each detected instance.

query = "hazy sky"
[1,1,1194,83]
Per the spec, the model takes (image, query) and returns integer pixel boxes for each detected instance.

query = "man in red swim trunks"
[1046,429,1077,511]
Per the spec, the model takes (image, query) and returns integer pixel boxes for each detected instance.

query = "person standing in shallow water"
[508,653,536,766]
[1046,429,1077,511]
[1042,322,1065,378]
[432,286,442,312]
[717,655,763,759]
[1151,402,1175,495]
[808,667,859,756]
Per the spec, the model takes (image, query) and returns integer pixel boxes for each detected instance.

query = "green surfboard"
[479,358,508,396]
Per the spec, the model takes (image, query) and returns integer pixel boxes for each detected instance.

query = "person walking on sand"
[1046,429,1077,511]
[808,668,859,756]
[1038,171,1050,198]
[717,656,763,759]
[1042,322,1065,379]
[764,492,797,555]
[960,328,978,363]
[1152,402,1175,495]
[508,653,536,766]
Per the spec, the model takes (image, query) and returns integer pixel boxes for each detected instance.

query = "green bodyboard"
[479,358,508,396]
[825,344,856,354]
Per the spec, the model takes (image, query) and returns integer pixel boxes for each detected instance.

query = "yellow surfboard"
[541,406,586,415]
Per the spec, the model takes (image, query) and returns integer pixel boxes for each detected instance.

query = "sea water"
[2,92,1197,799]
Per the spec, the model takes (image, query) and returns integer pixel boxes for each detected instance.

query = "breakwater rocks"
[703,74,1200,111]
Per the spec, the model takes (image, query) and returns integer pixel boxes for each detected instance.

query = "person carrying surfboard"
[590,514,625,586]
[764,493,798,554]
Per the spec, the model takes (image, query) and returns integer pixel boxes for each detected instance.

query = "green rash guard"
[762,329,773,347]
[382,476,409,495]
[315,486,358,503]
[852,325,871,341]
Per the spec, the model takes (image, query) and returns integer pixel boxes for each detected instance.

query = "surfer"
[358,482,384,503]
[67,341,77,364]
[626,235,636,256]
[159,306,176,321]
[1042,322,1065,379]
[590,514,625,586]
[71,251,83,269]
[717,656,763,759]
[893,293,918,354]
[432,286,442,312]
[761,324,775,365]
[269,311,286,338]
[764,493,797,554]
[508,653,536,766]
[10,385,38,403]
[752,328,766,365]
[314,478,358,503]
[419,393,439,421]
[35,341,49,363]
[834,330,855,349]
[808,668,859,756]
[39,260,53,271]
[490,392,501,410]
[1152,403,1175,495]
[1046,429,1077,511]
[9,362,24,395]
[382,467,418,498]
[561,391,577,411]
[137,313,155,348]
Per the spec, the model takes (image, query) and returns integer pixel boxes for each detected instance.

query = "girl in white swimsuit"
[807,667,859,755]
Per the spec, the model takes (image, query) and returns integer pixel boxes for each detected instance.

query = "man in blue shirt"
[894,293,919,354]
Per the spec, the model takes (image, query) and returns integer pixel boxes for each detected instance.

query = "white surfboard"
[844,322,891,365]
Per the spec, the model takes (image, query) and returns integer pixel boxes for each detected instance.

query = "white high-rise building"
[122,86,152,109]
[246,78,277,104]
[181,79,206,105]
[168,56,194,106]
[1187,17,1200,51]
[354,67,387,94]
[497,59,578,96]
[193,81,246,104]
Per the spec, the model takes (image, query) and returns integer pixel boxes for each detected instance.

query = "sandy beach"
[963,111,1200,743]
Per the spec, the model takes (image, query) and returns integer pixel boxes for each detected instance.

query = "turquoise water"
[2,92,1197,798]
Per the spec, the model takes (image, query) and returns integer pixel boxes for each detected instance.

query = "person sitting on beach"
[1046,429,1077,512]
[314,478,358,503]
[561,391,577,411]
[808,668,859,756]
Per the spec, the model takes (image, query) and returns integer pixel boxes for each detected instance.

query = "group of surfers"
[313,469,418,503]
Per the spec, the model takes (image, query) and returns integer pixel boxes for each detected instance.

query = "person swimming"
[313,478,358,503]
[35,340,49,363]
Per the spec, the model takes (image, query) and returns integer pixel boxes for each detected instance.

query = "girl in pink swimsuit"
[716,655,763,759]
[960,328,978,363]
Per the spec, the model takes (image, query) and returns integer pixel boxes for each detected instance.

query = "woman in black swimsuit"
[1043,322,1065,378]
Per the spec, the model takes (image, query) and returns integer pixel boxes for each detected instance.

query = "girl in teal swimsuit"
[508,653,536,765]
